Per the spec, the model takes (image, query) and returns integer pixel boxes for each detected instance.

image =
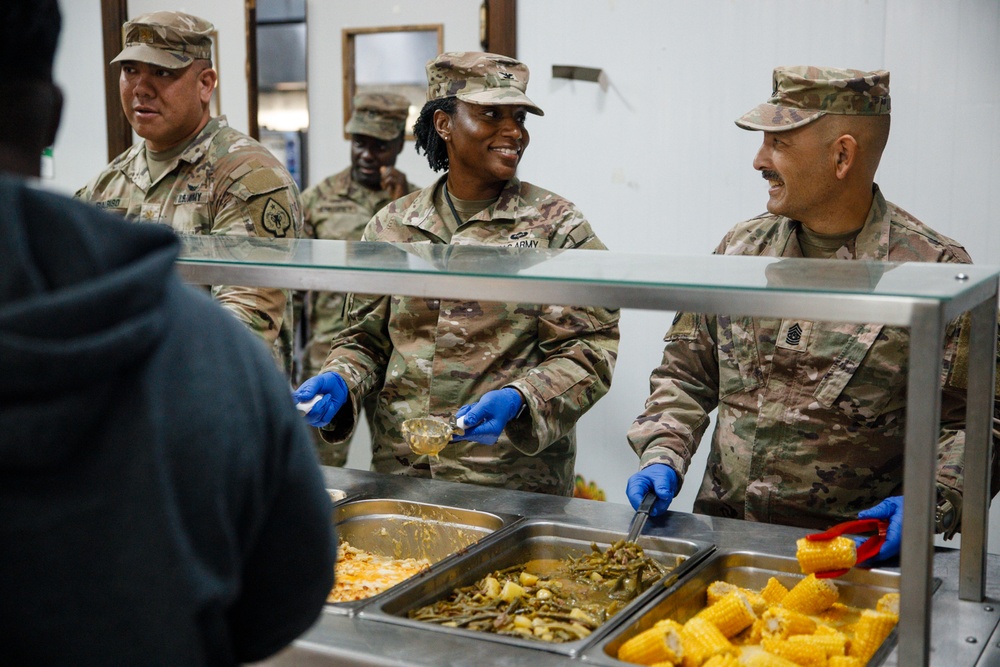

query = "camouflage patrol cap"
[112,11,214,69]
[736,65,890,132]
[345,92,410,141]
[426,51,544,116]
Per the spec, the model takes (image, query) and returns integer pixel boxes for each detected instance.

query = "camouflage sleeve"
[937,311,1000,502]
[505,302,620,455]
[209,163,302,347]
[626,312,722,485]
[316,290,393,444]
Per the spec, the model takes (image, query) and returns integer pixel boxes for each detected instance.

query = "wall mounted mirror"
[342,25,443,140]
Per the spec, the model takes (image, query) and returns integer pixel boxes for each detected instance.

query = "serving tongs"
[625,489,658,544]
[805,517,889,578]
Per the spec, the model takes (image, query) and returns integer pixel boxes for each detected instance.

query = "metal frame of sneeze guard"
[177,236,999,667]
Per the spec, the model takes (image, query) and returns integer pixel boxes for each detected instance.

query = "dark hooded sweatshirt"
[0,177,334,665]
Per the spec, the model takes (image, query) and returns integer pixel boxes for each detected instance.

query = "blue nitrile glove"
[626,464,679,517]
[293,372,349,428]
[857,495,904,563]
[453,388,524,445]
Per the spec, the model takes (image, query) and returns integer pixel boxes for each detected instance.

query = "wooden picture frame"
[341,24,443,141]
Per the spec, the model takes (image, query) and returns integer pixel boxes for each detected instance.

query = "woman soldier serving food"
[294,52,619,496]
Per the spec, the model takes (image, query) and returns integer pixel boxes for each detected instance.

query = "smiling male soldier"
[76,11,302,373]
[626,65,1000,565]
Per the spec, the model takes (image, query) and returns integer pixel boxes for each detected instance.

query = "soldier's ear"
[433,108,452,141]
[197,65,218,105]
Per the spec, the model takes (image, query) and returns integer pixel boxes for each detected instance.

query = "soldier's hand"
[857,495,903,563]
[380,166,408,200]
[293,372,349,427]
[453,388,523,445]
[626,465,678,517]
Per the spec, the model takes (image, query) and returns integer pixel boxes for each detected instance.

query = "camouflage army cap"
[112,11,214,69]
[426,51,544,116]
[736,66,890,132]
[345,92,410,141]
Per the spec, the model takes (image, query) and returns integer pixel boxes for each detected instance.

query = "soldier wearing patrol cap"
[628,65,999,560]
[299,92,418,465]
[295,52,620,496]
[76,10,302,374]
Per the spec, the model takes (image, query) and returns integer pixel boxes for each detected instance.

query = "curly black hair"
[413,97,457,172]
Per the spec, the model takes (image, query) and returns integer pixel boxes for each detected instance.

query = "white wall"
[52,1,1000,549]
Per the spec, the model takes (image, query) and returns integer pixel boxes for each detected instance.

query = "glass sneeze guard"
[177,235,999,667]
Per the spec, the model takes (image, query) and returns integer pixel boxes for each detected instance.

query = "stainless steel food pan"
[328,498,521,615]
[589,549,906,666]
[365,520,714,656]
[326,488,348,503]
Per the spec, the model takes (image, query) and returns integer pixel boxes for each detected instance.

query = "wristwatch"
[935,484,962,539]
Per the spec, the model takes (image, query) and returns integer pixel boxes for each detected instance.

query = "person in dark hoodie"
[0,2,335,664]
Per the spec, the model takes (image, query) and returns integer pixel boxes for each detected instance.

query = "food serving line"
[177,236,1000,666]
[253,467,1000,667]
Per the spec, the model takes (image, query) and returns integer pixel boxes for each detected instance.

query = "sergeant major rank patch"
[261,198,292,237]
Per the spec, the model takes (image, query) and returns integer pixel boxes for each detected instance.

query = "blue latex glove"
[626,464,679,517]
[292,372,349,428]
[857,495,904,563]
[453,388,524,445]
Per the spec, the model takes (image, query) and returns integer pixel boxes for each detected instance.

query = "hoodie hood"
[0,177,178,470]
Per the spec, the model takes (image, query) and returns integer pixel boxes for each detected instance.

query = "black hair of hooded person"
[0,0,63,176]
[0,0,60,84]
[413,97,457,173]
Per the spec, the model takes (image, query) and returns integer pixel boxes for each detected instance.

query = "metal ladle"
[401,416,467,458]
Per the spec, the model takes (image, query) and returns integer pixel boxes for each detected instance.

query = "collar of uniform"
[177,115,228,165]
[773,184,890,261]
[851,184,891,261]
[405,175,524,238]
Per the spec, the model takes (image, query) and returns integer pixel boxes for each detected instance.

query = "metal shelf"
[177,236,999,666]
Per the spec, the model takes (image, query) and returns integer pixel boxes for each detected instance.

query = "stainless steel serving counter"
[254,468,1000,667]
[177,237,1000,666]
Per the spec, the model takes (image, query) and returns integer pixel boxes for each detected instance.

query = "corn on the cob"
[780,574,839,614]
[827,656,864,667]
[795,536,857,574]
[876,591,900,617]
[617,622,684,665]
[761,637,828,667]
[701,655,740,667]
[740,588,770,615]
[829,657,864,667]
[795,628,847,656]
[760,607,817,640]
[695,590,757,638]
[848,609,898,663]
[680,616,735,667]
[759,577,789,606]
[706,580,740,606]
[817,601,852,626]
[741,617,765,644]
[741,652,802,667]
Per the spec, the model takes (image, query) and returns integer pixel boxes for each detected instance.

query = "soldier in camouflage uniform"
[300,92,418,465]
[295,52,619,495]
[627,66,999,557]
[75,11,301,373]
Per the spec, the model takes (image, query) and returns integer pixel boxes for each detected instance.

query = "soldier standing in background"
[294,52,620,496]
[76,11,301,373]
[626,66,1000,563]
[300,92,417,465]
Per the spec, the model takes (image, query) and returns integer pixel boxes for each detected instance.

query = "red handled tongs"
[805,518,889,578]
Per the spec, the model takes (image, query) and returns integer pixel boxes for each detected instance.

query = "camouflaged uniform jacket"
[629,186,983,530]
[75,116,301,372]
[301,167,417,379]
[320,176,620,495]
